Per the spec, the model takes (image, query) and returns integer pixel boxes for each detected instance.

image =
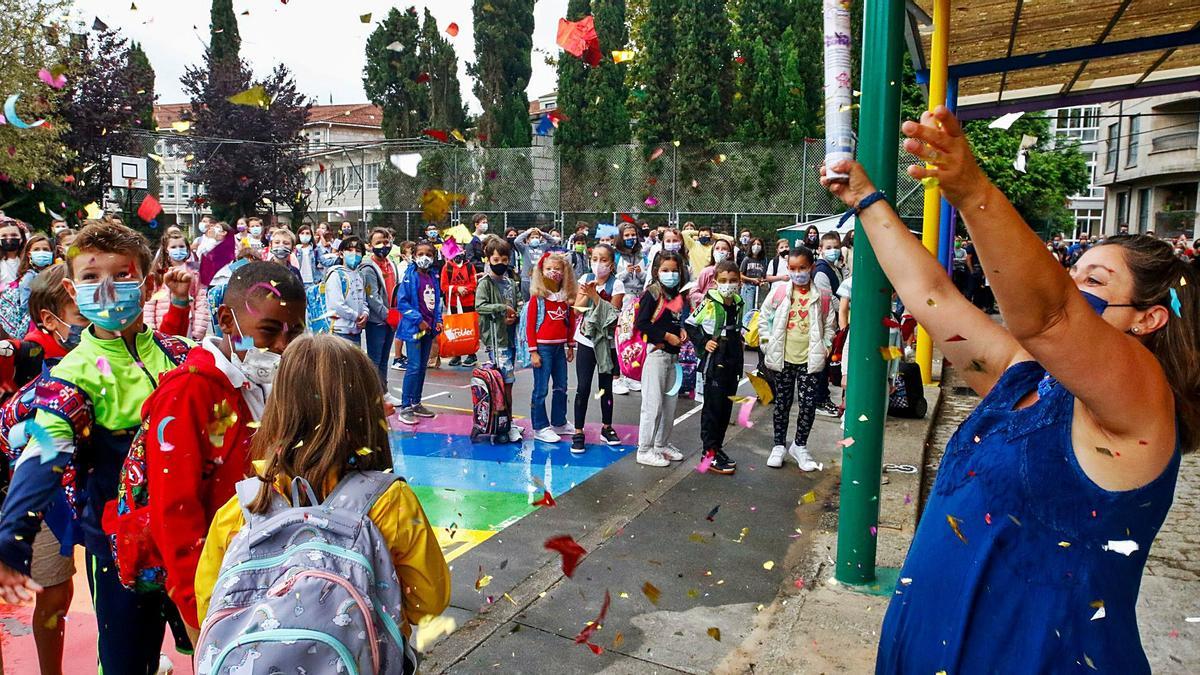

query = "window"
[1116,191,1129,228]
[365,163,380,190]
[164,180,175,199]
[1126,115,1140,167]
[1073,208,1102,237]
[315,170,327,192]
[330,167,345,192]
[1054,106,1100,143]
[1071,151,1105,200]
[1138,188,1152,230]
[347,166,362,191]
[181,182,192,198]
[1105,123,1119,171]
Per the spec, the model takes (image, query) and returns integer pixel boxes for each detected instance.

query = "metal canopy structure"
[906,0,1200,120]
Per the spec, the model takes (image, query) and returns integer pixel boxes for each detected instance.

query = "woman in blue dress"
[822,107,1197,674]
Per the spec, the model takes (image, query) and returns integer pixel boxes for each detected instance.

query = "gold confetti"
[641,581,660,605]
[707,627,721,641]
[1058,541,1071,548]
[612,631,624,648]
[735,527,749,543]
[687,588,699,598]
[762,560,775,570]
[355,447,373,456]
[926,298,937,307]
[946,514,968,544]
[474,567,492,590]
[801,490,816,504]
[1095,446,1113,457]
[413,615,457,652]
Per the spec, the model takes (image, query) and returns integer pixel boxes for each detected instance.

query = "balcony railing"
[1150,130,1198,153]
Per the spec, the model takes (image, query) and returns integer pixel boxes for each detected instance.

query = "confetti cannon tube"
[823,0,855,180]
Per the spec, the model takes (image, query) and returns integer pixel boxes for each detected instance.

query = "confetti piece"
[1084,654,1096,670]
[904,493,912,505]
[355,447,372,456]
[746,371,774,404]
[946,334,967,342]
[946,515,968,544]
[736,527,749,543]
[612,631,624,648]
[649,147,664,161]
[360,12,372,23]
[474,566,492,590]
[762,560,775,570]
[532,490,557,507]
[858,414,868,422]
[705,505,719,521]
[594,388,605,399]
[96,356,112,376]
[574,590,610,648]
[446,22,459,37]
[156,416,175,445]
[801,490,816,504]
[612,50,635,63]
[1169,288,1182,317]
[37,68,67,90]
[544,535,587,577]
[3,94,46,129]
[645,196,659,207]
[736,397,756,428]
[413,615,456,652]
[227,85,272,108]
[641,581,660,605]
[666,363,683,396]
[837,437,855,449]
[879,346,903,361]
[707,627,721,641]
[696,450,714,473]
[1102,540,1139,556]
[794,578,805,589]
[1091,606,1106,621]
[920,176,940,189]
[171,120,191,133]
[926,298,937,307]
[1095,446,1113,457]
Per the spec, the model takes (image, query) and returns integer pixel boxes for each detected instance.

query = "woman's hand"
[820,160,878,209]
[901,106,989,209]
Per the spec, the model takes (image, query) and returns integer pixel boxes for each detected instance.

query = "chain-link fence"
[370,141,926,236]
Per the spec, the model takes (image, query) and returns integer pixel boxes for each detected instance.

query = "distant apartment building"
[1094,93,1200,238]
[1049,105,1105,237]
[151,103,210,232]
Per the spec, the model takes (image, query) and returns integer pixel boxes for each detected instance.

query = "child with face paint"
[137,262,306,641]
[759,247,835,471]
[325,236,369,343]
[0,222,199,673]
[634,251,690,467]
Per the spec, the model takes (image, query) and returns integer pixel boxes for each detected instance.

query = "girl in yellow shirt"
[193,334,450,637]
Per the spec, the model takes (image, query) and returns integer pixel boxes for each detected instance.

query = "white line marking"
[673,377,749,426]
[421,391,449,402]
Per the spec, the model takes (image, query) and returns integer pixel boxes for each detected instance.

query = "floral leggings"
[772,362,820,447]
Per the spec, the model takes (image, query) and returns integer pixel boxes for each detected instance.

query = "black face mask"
[506,236,516,245]
[491,263,509,276]
[373,245,392,258]
[0,239,21,252]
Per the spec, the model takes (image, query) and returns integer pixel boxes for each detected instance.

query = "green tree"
[731,0,800,142]
[964,114,1089,236]
[554,0,592,150]
[589,0,632,145]
[628,0,674,147]
[364,8,427,139]
[420,8,467,132]
[669,0,732,147]
[209,0,240,65]
[126,43,159,199]
[470,0,534,148]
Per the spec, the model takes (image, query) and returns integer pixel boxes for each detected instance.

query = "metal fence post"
[835,0,905,587]
[800,142,809,220]
[671,143,678,226]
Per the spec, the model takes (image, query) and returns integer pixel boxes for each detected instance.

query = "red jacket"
[440,258,477,311]
[142,346,255,628]
[525,296,575,348]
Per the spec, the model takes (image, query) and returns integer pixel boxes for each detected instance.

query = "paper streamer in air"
[4,94,45,129]
[666,363,683,396]
[822,0,854,179]
[737,397,757,428]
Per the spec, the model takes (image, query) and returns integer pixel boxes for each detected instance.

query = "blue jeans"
[364,321,396,389]
[531,344,568,430]
[402,333,435,408]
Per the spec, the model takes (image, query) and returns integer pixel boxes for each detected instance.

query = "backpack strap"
[31,376,94,444]
[323,471,404,520]
[152,332,191,366]
[235,477,286,528]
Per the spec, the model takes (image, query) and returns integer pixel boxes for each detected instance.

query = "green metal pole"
[834,0,905,586]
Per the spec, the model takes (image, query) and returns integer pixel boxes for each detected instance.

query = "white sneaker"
[637,449,670,467]
[767,445,787,468]
[507,426,523,443]
[157,653,174,675]
[625,377,642,392]
[552,423,574,435]
[384,393,403,406]
[612,379,630,395]
[533,427,561,443]
[656,444,683,461]
[788,443,823,472]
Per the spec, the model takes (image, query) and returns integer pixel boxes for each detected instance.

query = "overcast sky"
[70,0,567,111]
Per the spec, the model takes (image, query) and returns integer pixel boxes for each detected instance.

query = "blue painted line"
[390,451,608,494]
[389,431,633,469]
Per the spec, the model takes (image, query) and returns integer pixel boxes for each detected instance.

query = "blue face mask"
[60,323,84,350]
[624,237,638,248]
[659,271,680,289]
[30,250,54,268]
[823,249,841,263]
[343,252,363,269]
[1081,288,1137,316]
[168,248,189,262]
[72,279,144,331]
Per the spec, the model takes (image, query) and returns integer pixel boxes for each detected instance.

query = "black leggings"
[772,362,820,446]
[574,343,616,429]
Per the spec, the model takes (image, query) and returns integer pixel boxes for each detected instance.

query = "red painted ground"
[0,548,194,674]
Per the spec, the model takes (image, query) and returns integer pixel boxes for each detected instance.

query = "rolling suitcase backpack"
[471,337,513,442]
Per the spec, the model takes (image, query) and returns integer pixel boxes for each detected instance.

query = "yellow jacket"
[195,467,450,635]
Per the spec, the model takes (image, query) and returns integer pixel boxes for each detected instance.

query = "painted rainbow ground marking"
[389,414,636,562]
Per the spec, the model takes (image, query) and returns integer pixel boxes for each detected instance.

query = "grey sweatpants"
[638,349,679,451]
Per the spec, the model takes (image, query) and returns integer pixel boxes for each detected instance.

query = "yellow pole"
[915,0,949,385]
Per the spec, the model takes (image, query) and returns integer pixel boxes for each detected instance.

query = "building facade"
[1049,105,1105,238]
[1094,93,1200,238]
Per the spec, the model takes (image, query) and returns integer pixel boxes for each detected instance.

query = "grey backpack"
[195,471,416,675]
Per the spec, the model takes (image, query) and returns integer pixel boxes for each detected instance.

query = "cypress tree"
[630,0,674,147]
[363,8,426,139]
[732,0,808,143]
[589,0,631,145]
[470,0,534,148]
[554,0,593,149]
[209,0,240,66]
[669,0,732,147]
[420,9,466,132]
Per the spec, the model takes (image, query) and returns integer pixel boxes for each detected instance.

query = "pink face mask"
[544,268,564,282]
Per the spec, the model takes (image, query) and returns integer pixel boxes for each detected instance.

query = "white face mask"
[477,221,489,233]
[230,312,281,387]
[752,244,762,255]
[299,234,312,244]
[415,255,434,269]
[713,250,729,263]
[591,261,611,278]
[717,282,737,298]
[664,241,681,252]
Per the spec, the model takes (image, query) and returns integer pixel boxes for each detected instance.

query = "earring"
[1132,326,1141,334]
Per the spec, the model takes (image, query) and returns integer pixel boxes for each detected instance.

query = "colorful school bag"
[470,362,512,443]
[194,472,416,675]
[306,278,331,335]
[0,283,29,340]
[614,303,645,381]
[516,296,572,369]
